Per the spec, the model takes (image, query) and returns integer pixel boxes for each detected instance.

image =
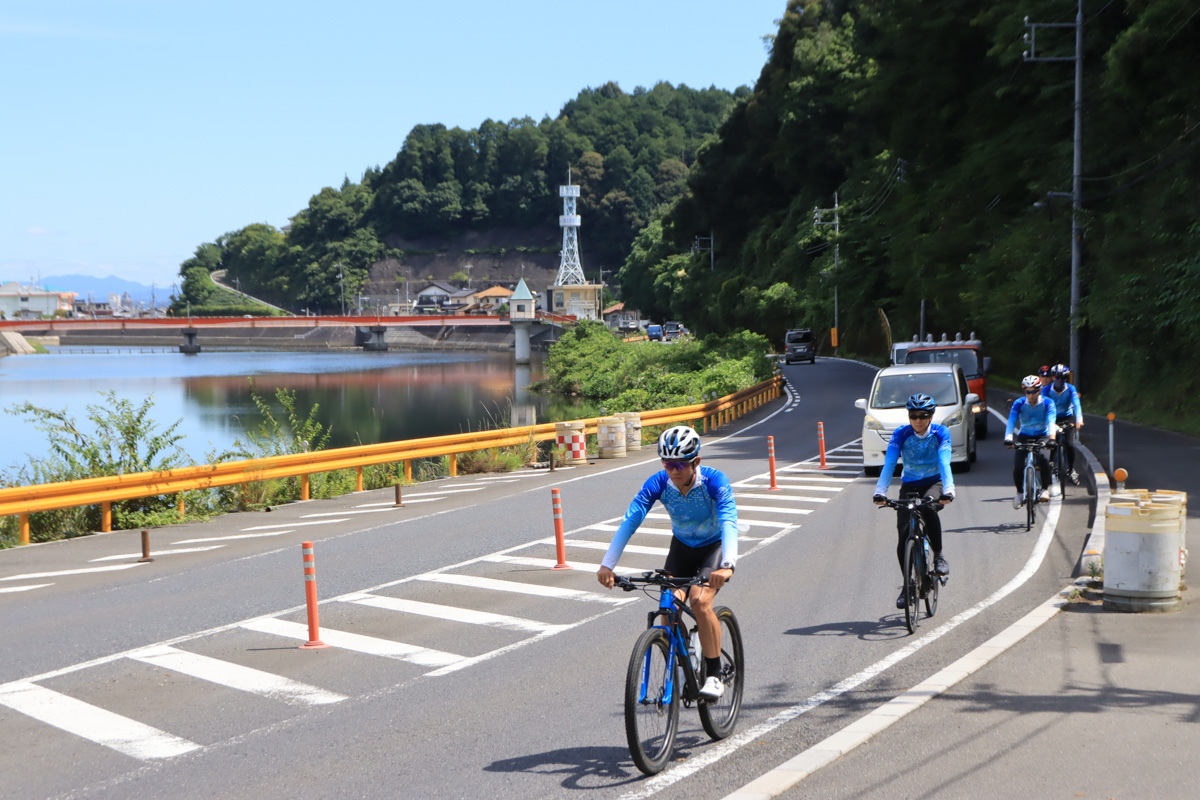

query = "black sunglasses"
[1025,389,1040,394]
[908,413,932,420]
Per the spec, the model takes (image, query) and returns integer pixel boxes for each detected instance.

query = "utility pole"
[813,193,840,355]
[337,263,346,316]
[1024,0,1084,388]
[692,230,714,271]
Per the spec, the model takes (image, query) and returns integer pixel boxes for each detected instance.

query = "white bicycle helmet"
[657,425,701,460]
[1021,375,1041,390]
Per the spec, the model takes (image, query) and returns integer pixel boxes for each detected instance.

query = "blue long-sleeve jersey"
[1005,395,1057,438]
[1041,383,1083,425]
[601,466,739,570]
[873,425,955,496]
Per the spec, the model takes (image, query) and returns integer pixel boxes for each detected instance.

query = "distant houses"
[0,282,75,319]
[402,281,520,316]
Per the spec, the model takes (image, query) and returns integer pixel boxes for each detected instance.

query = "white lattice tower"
[556,177,586,285]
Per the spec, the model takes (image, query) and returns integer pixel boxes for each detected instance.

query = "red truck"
[903,333,993,439]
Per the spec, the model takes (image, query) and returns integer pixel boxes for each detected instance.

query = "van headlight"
[944,410,964,426]
[863,414,885,431]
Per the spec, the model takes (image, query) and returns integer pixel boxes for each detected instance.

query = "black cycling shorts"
[663,537,724,580]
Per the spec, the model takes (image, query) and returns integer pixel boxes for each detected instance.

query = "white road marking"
[737,493,829,503]
[240,618,463,668]
[417,573,635,605]
[0,681,200,760]
[175,530,294,544]
[241,519,348,530]
[736,482,843,492]
[88,546,224,563]
[482,554,640,573]
[0,563,145,581]
[343,593,568,634]
[129,645,345,706]
[0,583,53,593]
[772,473,856,482]
[734,505,812,515]
[555,539,669,556]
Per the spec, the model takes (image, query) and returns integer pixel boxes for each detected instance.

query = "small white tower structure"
[550,170,602,321]
[509,277,536,365]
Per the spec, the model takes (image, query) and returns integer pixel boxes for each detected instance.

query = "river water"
[0,348,580,474]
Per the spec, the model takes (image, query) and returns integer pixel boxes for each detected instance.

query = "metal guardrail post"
[101,502,111,533]
[19,512,29,546]
[301,474,310,501]
[355,466,363,492]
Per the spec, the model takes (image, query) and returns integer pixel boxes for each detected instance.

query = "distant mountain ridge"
[35,274,165,306]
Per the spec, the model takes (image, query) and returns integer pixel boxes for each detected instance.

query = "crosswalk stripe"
[737,493,829,503]
[780,468,860,476]
[0,564,145,582]
[774,472,856,481]
[88,546,224,563]
[417,573,634,605]
[735,505,812,515]
[343,593,567,634]
[641,512,791,528]
[355,487,485,506]
[240,618,463,668]
[555,539,669,556]
[482,554,641,573]
[0,681,200,760]
[129,645,345,706]
[736,482,842,492]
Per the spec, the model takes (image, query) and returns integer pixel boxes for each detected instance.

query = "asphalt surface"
[2,365,1196,799]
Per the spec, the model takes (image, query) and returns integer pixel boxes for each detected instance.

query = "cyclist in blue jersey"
[872,393,955,609]
[597,425,738,700]
[1042,363,1084,485]
[1005,374,1057,508]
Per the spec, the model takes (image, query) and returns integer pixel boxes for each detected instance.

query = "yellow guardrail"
[2,375,783,544]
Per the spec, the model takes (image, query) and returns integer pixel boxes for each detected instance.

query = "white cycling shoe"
[1039,489,1051,503]
[1013,493,1023,509]
[699,676,725,700]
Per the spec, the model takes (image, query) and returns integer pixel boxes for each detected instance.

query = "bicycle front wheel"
[698,606,745,740]
[924,555,940,618]
[624,627,680,775]
[1024,465,1037,531]
[1056,445,1068,499]
[902,538,920,634]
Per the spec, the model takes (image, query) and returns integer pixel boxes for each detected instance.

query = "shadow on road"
[784,617,912,641]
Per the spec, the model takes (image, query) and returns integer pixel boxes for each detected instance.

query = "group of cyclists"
[595,363,1084,700]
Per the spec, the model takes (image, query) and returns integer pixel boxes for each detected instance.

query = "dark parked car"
[663,321,683,341]
[784,328,817,364]
[647,324,664,341]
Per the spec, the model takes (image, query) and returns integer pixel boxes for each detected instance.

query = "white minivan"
[855,363,979,476]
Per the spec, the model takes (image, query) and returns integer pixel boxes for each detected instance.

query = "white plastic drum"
[597,416,628,459]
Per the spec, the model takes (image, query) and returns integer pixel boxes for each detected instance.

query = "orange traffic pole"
[551,488,571,570]
[818,422,829,469]
[300,541,329,649]
[767,436,780,490]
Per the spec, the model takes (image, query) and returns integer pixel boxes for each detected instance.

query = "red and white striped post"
[767,436,780,490]
[299,541,329,649]
[818,422,829,469]
[551,488,571,570]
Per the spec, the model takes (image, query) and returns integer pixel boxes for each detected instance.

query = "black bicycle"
[1011,438,1050,531]
[1050,422,1076,498]
[614,570,745,775]
[879,495,946,634]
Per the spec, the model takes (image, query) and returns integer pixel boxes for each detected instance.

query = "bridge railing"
[1,376,783,545]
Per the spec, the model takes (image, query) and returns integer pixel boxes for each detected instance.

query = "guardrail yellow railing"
[1,375,783,544]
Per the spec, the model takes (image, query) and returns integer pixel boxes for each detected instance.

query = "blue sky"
[0,0,785,292]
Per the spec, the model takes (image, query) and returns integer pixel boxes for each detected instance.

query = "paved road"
[0,359,1134,799]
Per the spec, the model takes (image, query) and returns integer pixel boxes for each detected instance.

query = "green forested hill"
[174,81,744,315]
[619,0,1198,427]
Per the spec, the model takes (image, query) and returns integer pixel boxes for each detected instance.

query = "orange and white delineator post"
[551,488,571,570]
[767,436,780,490]
[300,541,330,649]
[818,422,829,469]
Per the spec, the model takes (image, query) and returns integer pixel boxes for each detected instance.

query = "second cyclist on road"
[872,393,955,609]
[1005,374,1057,507]
[1042,364,1084,486]
[596,425,738,701]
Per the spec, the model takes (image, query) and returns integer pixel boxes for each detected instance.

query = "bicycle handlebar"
[614,569,711,592]
[876,495,945,512]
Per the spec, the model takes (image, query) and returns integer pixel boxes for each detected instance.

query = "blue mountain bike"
[614,570,744,775]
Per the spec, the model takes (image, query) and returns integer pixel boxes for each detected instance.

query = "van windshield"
[785,331,813,344]
[905,348,980,378]
[870,373,958,409]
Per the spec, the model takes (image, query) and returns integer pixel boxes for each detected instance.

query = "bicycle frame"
[641,585,702,704]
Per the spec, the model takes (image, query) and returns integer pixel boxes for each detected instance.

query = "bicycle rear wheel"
[1024,464,1037,531]
[624,628,679,775]
[698,606,744,740]
[1056,444,1068,499]
[902,538,920,634]
[924,552,939,618]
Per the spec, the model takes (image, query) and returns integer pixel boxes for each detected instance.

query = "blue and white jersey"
[601,466,738,570]
[1005,395,1057,438]
[873,425,955,495]
[1041,383,1083,425]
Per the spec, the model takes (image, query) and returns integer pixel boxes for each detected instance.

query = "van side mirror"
[982,356,993,374]
[965,393,980,406]
[854,399,867,410]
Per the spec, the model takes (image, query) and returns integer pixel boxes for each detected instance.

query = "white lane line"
[772,474,856,482]
[417,573,636,605]
[128,645,345,706]
[482,554,641,573]
[175,530,294,544]
[88,546,224,563]
[241,519,348,530]
[0,563,145,581]
[619,497,1065,800]
[554,539,669,557]
[735,505,812,515]
[356,487,485,506]
[738,493,829,503]
[343,593,568,634]
[591,524,675,535]
[473,478,520,483]
[779,468,860,476]
[737,483,843,492]
[0,681,200,760]
[0,583,53,593]
[643,513,792,529]
[240,618,464,668]
[300,507,411,518]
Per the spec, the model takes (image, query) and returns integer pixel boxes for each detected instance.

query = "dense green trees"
[619,0,1199,427]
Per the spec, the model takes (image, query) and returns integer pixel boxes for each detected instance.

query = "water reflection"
[0,348,581,470]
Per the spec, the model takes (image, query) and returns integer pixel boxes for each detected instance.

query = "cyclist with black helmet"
[1038,364,1054,388]
[872,393,955,609]
[1042,364,1084,485]
[597,425,738,700]
[1005,374,1057,507]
